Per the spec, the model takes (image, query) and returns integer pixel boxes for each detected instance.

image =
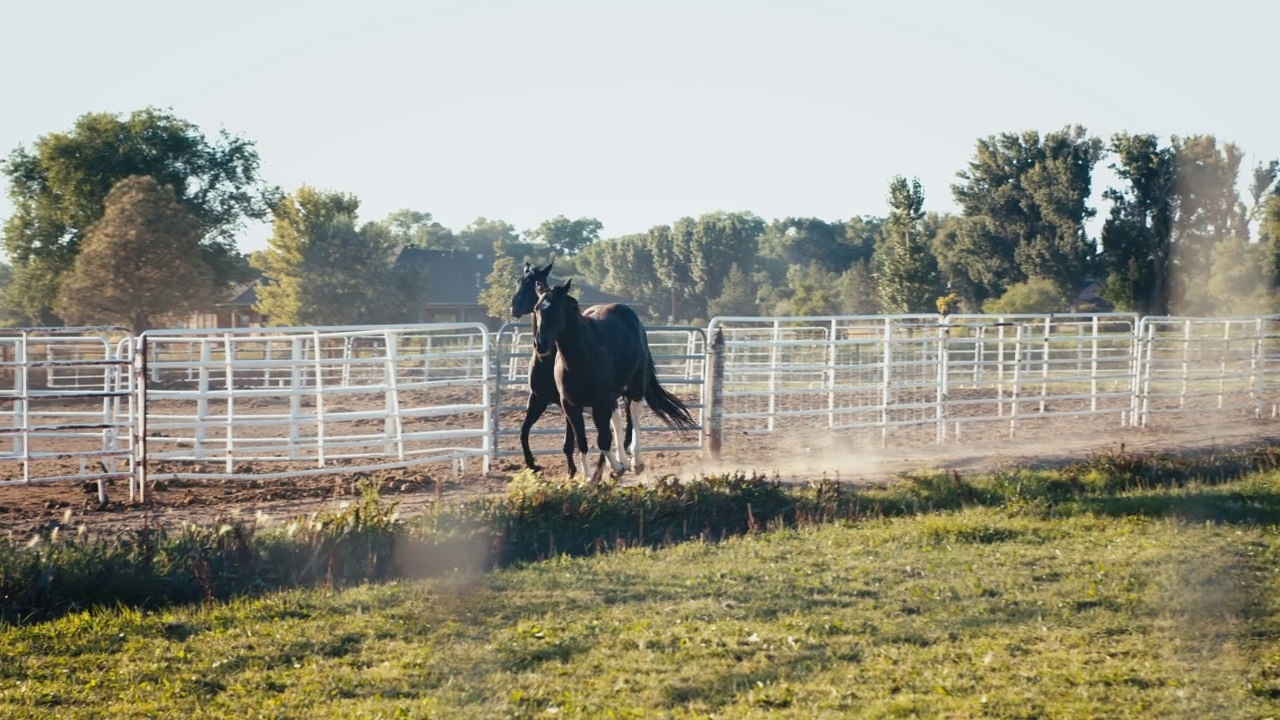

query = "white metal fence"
[136,323,491,499]
[3,313,1280,497]
[0,328,134,500]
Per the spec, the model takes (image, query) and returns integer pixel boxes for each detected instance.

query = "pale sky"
[2,0,1276,255]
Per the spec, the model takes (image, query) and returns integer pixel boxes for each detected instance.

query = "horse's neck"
[554,313,600,367]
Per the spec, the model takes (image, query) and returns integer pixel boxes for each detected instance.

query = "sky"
[1,0,1276,255]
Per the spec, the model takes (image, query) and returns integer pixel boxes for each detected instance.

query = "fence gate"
[491,322,706,468]
[0,327,135,502]
[135,323,492,499]
[1134,316,1280,426]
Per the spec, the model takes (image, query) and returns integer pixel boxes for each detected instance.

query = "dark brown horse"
[532,279,697,481]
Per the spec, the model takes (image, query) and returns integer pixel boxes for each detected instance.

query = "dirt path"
[3,414,1276,541]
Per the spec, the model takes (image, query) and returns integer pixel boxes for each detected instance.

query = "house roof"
[394,247,491,306]
[218,281,260,307]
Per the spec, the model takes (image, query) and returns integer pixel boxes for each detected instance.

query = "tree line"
[3,109,1278,332]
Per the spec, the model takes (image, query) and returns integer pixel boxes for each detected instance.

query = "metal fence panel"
[139,323,491,486]
[1136,316,1280,425]
[0,328,134,498]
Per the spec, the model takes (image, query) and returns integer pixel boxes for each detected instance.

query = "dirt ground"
[3,407,1277,541]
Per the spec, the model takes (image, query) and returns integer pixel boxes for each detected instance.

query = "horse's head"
[532,278,574,356]
[510,261,553,319]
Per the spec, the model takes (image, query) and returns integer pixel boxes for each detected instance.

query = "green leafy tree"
[836,260,880,315]
[758,217,871,278]
[251,187,394,326]
[877,177,942,313]
[527,215,602,257]
[378,209,459,250]
[784,261,842,316]
[981,278,1069,315]
[1207,237,1272,315]
[950,126,1104,305]
[706,263,759,317]
[55,176,215,332]
[478,240,521,321]
[1262,194,1280,275]
[1099,133,1177,314]
[928,213,980,312]
[599,232,670,321]
[571,239,611,290]
[1166,135,1248,314]
[669,212,764,319]
[1,107,277,323]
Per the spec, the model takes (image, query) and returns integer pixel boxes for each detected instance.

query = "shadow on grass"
[4,444,1280,626]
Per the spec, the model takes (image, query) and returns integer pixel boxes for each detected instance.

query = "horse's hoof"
[631,461,646,474]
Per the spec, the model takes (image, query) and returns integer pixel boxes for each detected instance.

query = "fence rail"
[1,313,1278,497]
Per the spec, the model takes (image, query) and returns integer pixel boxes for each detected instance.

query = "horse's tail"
[643,356,699,430]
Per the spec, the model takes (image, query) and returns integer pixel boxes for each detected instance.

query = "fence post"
[131,334,148,504]
[704,327,725,461]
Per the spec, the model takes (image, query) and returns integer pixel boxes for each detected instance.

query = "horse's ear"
[523,261,533,277]
[544,261,553,275]
[561,278,573,293]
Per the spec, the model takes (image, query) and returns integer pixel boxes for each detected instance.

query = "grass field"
[2,466,1280,718]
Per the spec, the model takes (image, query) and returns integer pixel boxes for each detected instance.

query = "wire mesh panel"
[0,328,134,491]
[140,323,491,480]
[490,322,705,467]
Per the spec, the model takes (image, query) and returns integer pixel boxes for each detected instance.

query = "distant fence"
[2,313,1279,500]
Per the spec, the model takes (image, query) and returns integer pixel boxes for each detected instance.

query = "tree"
[836,260,880,315]
[1166,135,1248,314]
[784,261,842,316]
[981,279,1069,315]
[527,215,603,257]
[377,209,459,250]
[2,107,277,323]
[599,232,670,321]
[950,126,1103,304]
[55,176,215,332]
[1206,237,1272,315]
[877,177,942,313]
[670,212,764,319]
[758,217,870,277]
[706,263,759,317]
[251,187,395,326]
[478,240,521,321]
[1098,133,1177,314]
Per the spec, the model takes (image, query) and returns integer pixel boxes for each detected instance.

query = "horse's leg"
[520,392,550,472]
[607,404,629,476]
[562,419,578,478]
[589,404,620,482]
[627,398,644,473]
[566,406,591,481]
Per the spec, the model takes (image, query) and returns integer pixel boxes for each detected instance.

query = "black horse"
[508,262,624,476]
[533,279,698,482]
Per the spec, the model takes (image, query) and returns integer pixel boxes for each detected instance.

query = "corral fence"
[3,313,1279,499]
[0,327,135,503]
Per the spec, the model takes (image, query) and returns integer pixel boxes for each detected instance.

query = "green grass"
[2,465,1280,717]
